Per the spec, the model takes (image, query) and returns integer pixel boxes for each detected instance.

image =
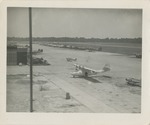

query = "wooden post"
[29,7,33,112]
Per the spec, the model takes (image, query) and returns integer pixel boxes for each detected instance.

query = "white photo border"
[0,0,150,125]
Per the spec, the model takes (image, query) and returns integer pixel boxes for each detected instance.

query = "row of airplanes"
[66,58,111,78]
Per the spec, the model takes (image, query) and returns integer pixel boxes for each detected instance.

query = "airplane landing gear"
[85,72,88,77]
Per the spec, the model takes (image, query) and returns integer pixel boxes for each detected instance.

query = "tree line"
[7,37,142,43]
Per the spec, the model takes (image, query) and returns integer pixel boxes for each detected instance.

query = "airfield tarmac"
[7,43,141,113]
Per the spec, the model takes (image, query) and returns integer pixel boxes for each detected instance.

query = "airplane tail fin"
[102,64,110,72]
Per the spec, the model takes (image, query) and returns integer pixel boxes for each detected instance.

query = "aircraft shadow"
[83,77,101,83]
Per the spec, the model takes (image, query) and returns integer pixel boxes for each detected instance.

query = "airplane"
[66,57,77,62]
[71,64,110,78]
[130,53,142,58]
[126,78,141,87]
[135,54,142,58]
[32,49,43,55]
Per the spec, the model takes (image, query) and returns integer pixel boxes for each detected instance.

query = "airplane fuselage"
[71,69,97,77]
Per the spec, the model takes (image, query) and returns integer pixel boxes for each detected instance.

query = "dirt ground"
[7,44,141,113]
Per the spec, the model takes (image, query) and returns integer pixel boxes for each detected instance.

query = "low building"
[7,45,17,65]
[7,45,28,65]
[17,47,28,65]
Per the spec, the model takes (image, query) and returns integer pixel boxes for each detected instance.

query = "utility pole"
[29,7,33,112]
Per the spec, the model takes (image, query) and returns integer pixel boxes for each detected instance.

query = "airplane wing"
[81,67,96,72]
[74,64,99,73]
[74,64,110,73]
[73,63,110,77]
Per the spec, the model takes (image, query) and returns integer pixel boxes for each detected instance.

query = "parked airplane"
[66,58,77,62]
[71,64,110,78]
[135,54,142,58]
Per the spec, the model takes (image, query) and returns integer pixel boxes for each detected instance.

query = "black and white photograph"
[1,0,150,124]
[6,7,143,113]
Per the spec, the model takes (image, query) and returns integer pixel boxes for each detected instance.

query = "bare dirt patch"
[7,74,91,112]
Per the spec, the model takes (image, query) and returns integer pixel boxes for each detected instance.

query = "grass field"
[46,41,142,55]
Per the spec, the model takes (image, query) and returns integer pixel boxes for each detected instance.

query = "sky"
[7,7,142,38]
